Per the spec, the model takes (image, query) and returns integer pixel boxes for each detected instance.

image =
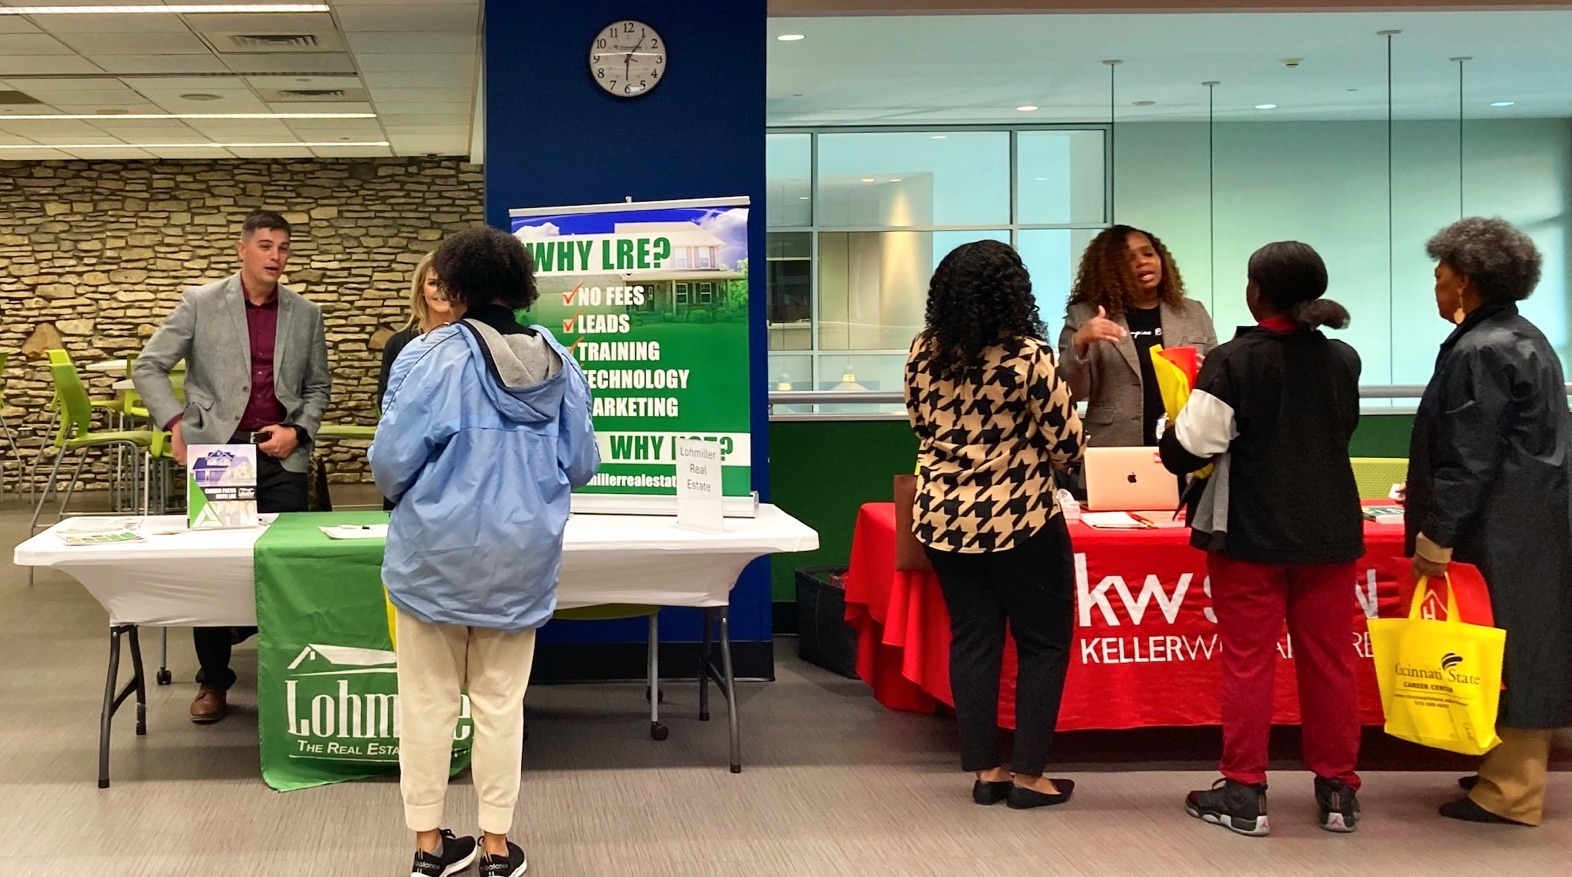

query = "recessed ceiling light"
[888,178,901,183]
[930,135,947,140]
[1034,177,1048,181]
[797,196,809,200]
[860,177,875,183]
[0,4,328,12]
[776,34,805,42]
[3,112,375,121]
[1016,105,1039,112]
[1254,103,1278,110]
[1490,100,1515,108]
[181,93,224,102]
[0,140,390,150]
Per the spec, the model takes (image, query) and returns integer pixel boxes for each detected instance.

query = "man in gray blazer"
[133,209,331,724]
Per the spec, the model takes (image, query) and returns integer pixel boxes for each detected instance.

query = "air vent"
[230,34,320,50]
[0,91,44,106]
[257,86,370,103]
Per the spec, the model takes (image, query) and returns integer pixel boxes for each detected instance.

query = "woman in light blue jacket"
[371,227,599,877]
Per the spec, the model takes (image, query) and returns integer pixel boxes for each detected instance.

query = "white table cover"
[15,506,819,626]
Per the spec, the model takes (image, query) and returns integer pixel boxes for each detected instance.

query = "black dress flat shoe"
[1458,775,1479,792]
[973,780,1012,805]
[1007,779,1075,810]
[1439,797,1531,826]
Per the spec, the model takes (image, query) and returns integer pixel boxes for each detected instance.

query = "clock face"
[589,20,666,98]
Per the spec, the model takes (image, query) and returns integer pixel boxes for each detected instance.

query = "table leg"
[157,628,171,685]
[648,613,667,741]
[127,626,147,735]
[698,609,713,722]
[717,609,740,774]
[98,624,149,789]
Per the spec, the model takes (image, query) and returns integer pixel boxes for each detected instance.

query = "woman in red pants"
[1159,241,1365,837]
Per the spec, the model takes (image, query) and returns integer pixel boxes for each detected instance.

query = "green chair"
[1350,457,1409,501]
[28,357,154,539]
[549,604,667,740]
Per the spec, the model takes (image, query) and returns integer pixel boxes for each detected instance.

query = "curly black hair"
[430,227,538,310]
[1426,216,1542,303]
[922,239,1044,380]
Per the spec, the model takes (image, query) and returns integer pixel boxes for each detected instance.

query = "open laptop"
[1083,446,1180,512]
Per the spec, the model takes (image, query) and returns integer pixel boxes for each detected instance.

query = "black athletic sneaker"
[1186,778,1270,836]
[410,830,478,877]
[478,840,528,877]
[1315,777,1360,833]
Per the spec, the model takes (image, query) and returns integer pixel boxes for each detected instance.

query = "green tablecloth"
[254,512,473,792]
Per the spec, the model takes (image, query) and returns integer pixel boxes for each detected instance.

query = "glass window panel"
[813,352,907,416]
[815,132,1009,227]
[1017,130,1106,226]
[767,232,811,351]
[766,133,811,227]
[1018,228,1100,341]
[817,230,1008,352]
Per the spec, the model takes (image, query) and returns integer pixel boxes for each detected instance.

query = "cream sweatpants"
[395,606,537,835]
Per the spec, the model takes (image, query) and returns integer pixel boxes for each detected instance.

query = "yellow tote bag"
[1368,575,1505,756]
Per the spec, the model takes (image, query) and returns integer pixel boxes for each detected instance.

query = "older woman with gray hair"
[1405,216,1572,827]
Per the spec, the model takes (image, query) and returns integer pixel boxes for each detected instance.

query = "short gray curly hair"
[1425,217,1542,303]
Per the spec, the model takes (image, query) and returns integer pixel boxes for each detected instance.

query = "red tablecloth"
[843,503,1414,730]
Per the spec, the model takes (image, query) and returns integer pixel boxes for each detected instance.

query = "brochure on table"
[187,444,259,529]
[509,197,756,518]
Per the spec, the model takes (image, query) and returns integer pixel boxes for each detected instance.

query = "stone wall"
[0,157,485,493]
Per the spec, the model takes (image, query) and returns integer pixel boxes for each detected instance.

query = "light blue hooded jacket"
[370,313,599,632]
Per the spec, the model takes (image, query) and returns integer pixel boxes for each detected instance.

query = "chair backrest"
[1350,457,1408,501]
[48,359,96,443]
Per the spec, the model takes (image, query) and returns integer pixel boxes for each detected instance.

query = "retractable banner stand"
[509,197,756,516]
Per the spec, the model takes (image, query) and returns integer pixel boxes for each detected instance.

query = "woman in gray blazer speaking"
[1058,225,1218,447]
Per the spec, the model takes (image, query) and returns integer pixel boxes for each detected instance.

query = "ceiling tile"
[90,119,207,136]
[244,75,362,90]
[0,56,103,75]
[93,55,229,75]
[367,101,468,116]
[355,51,471,74]
[364,87,472,104]
[0,118,110,137]
[226,146,317,159]
[140,91,272,113]
[32,13,192,35]
[309,144,395,158]
[3,76,130,92]
[361,68,472,90]
[61,147,156,159]
[222,53,356,74]
[388,133,467,154]
[0,147,74,159]
[56,31,212,55]
[0,33,75,55]
[152,147,234,159]
[377,113,468,127]
[121,76,253,92]
[335,4,478,33]
[28,89,147,105]
[46,101,165,113]
[0,18,41,35]
[262,100,375,115]
[182,119,294,138]
[348,32,474,55]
